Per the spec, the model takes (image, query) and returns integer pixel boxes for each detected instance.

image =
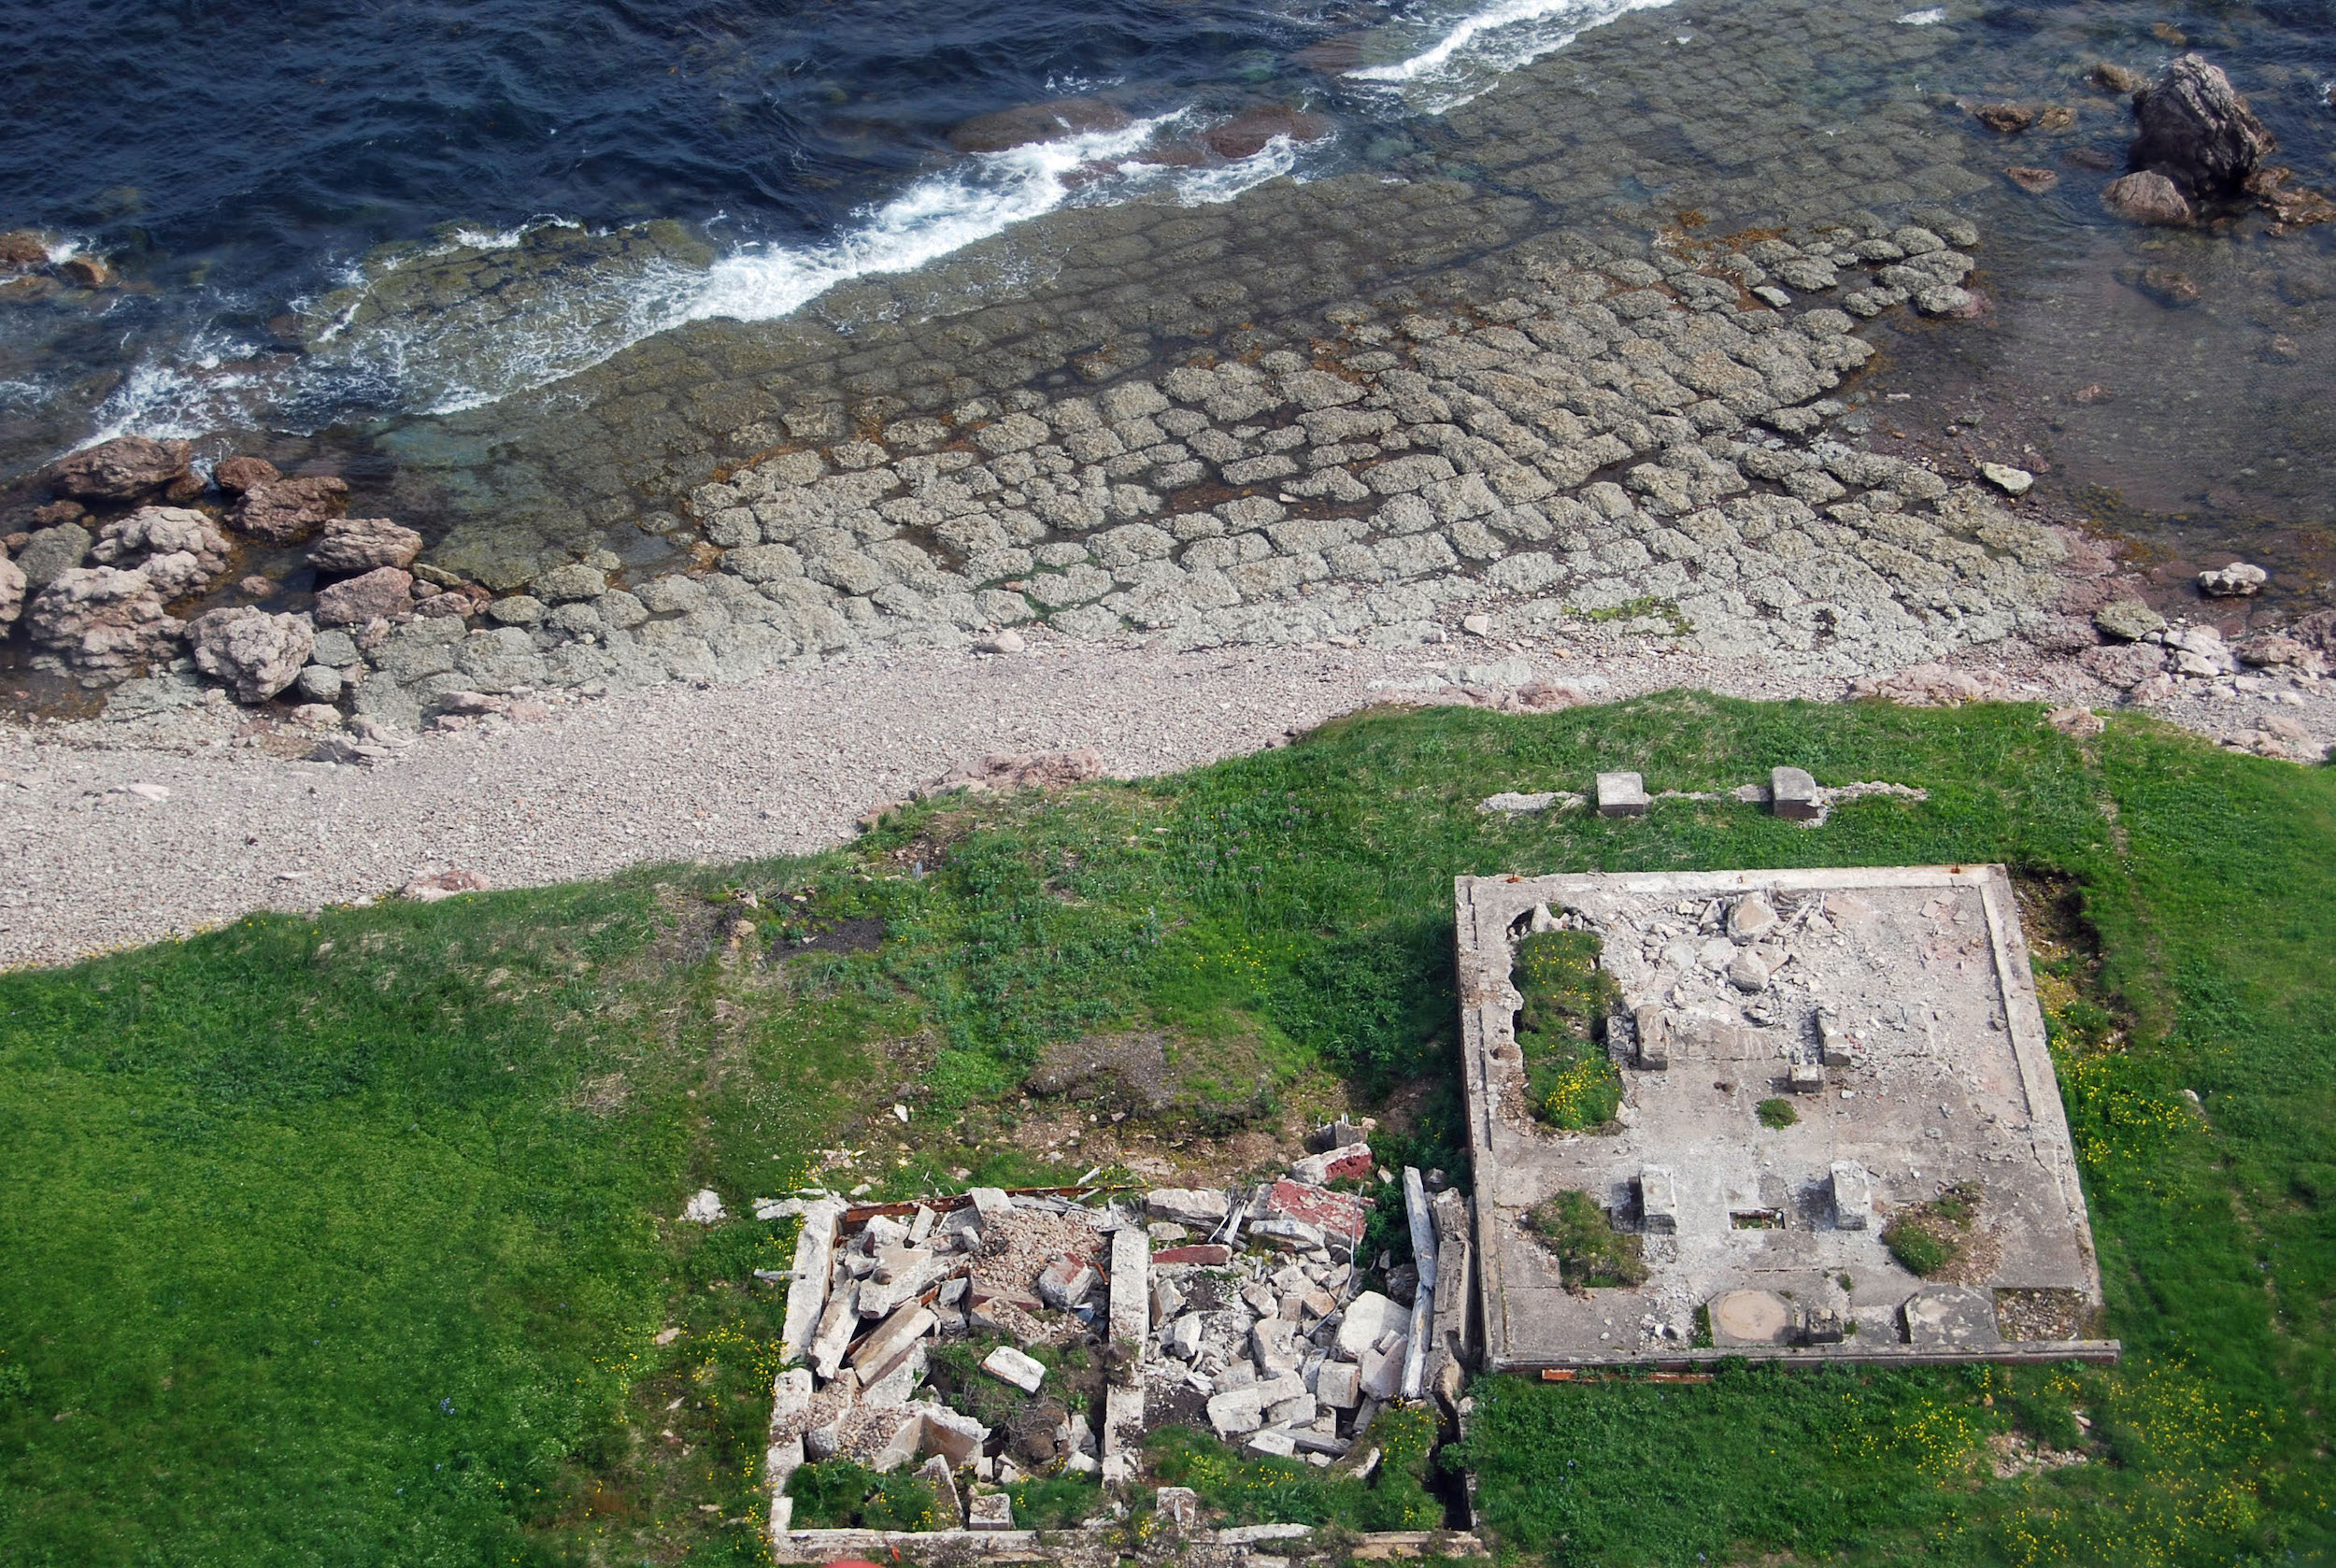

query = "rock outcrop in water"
[186,607,316,703]
[2128,54,2272,200]
[2101,171,2192,227]
[48,436,193,505]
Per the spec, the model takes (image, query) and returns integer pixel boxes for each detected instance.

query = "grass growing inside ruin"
[1147,1404,1443,1530]
[1528,1190,1650,1291]
[1883,1181,1982,1278]
[0,692,2331,1564]
[1514,930,1625,1129]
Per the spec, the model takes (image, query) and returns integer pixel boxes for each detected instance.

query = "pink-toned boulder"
[313,565,414,626]
[228,476,349,544]
[49,435,192,503]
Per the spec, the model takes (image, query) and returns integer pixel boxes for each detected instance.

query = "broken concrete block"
[1596,771,1648,818]
[968,1187,1013,1219]
[1156,1486,1202,1531]
[1152,1276,1186,1325]
[923,1405,990,1467]
[1267,1392,1318,1426]
[1830,1162,1873,1231]
[1167,1315,1206,1360]
[1253,1374,1307,1413]
[1727,893,1778,943]
[967,1491,1015,1531]
[1641,1166,1678,1233]
[778,1198,844,1367]
[1788,1062,1826,1094]
[1110,1226,1150,1347]
[1250,1317,1298,1370]
[1334,1291,1403,1360]
[1036,1256,1099,1310]
[861,1343,927,1406]
[1771,767,1820,820]
[983,1345,1047,1392]
[1633,1004,1670,1070]
[1289,1144,1375,1185]
[1359,1340,1407,1400]
[1315,1361,1362,1409]
[851,1303,936,1384]
[1153,1243,1232,1266]
[919,1453,964,1527]
[869,1410,924,1472]
[1294,1428,1350,1457]
[809,1279,862,1381]
[1145,1188,1230,1228]
[1208,1386,1264,1436]
[1728,949,1773,992]
[1902,1285,2001,1348]
[1246,1428,1300,1459]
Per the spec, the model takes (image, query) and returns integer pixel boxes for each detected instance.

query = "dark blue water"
[0,0,1408,471]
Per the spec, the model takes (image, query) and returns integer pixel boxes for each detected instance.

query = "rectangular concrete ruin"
[1456,865,2118,1368]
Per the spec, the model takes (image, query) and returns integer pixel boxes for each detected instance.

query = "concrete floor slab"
[1456,865,2117,1367]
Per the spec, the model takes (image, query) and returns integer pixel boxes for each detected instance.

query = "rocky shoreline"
[5,38,2334,970]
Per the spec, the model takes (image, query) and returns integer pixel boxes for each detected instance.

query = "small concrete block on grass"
[1596,771,1648,817]
[1770,765,1820,820]
[966,1492,1015,1532]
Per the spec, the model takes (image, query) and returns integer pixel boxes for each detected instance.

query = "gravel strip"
[2,631,2329,970]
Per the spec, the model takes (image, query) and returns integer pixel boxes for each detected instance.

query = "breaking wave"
[1346,0,1684,112]
[87,113,1310,442]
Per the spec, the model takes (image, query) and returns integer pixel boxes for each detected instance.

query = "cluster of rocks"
[2074,598,2329,759]
[2,436,432,711]
[0,228,113,300]
[755,1136,1474,1544]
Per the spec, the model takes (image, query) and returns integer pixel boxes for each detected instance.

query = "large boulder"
[211,455,281,495]
[313,565,414,626]
[186,607,317,702]
[14,522,92,589]
[90,506,233,596]
[308,517,423,575]
[227,476,349,544]
[2129,54,2273,198]
[0,554,23,632]
[48,435,192,504]
[24,566,182,681]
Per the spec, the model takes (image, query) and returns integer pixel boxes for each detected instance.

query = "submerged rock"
[947,97,1131,154]
[2102,171,2192,225]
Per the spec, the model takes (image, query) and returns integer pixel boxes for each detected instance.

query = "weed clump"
[1884,1183,1983,1277]
[787,1461,940,1530]
[1757,1096,1799,1129]
[1513,930,1623,1130]
[1527,1189,1648,1290]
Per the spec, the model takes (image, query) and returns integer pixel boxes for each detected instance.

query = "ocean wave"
[85,110,1314,439]
[1346,0,1682,112]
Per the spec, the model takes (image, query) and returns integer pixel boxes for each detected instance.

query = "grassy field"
[0,693,2329,1565]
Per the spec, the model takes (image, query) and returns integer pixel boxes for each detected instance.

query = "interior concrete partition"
[1455,865,2119,1369]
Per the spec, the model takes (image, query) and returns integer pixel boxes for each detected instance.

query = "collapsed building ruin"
[757,1142,1481,1563]
[1455,863,2118,1368]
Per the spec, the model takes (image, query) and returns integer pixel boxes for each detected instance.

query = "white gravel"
[2,629,2327,970]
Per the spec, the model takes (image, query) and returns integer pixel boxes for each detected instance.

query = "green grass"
[1146,1404,1443,1530]
[1528,1190,1649,1291]
[1884,1181,1982,1277]
[0,692,2330,1564]
[1756,1095,1799,1130]
[1514,930,1625,1129]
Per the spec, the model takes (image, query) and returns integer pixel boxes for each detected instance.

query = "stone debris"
[761,1134,1439,1541]
[2198,562,2267,598]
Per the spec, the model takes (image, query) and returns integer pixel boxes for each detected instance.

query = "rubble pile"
[757,1129,1477,1545]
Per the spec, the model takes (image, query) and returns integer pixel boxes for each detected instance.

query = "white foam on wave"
[1346,0,1683,112]
[82,110,1311,443]
[1896,7,1947,23]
